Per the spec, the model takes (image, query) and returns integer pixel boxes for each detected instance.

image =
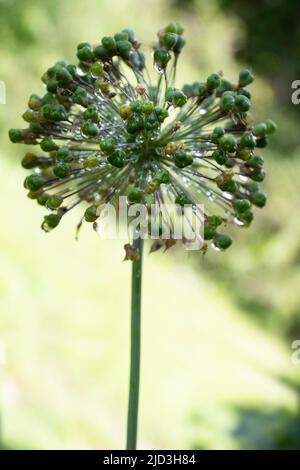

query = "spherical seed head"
[9,24,276,252]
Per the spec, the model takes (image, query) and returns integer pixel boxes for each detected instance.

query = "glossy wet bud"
[72,87,89,107]
[256,137,269,148]
[265,119,277,134]
[247,155,264,168]
[249,168,266,182]
[238,69,255,87]
[37,193,50,206]
[56,147,70,162]
[40,138,59,152]
[28,94,42,110]
[22,152,39,169]
[55,67,73,85]
[212,149,227,165]
[114,32,129,42]
[84,205,98,222]
[153,48,171,68]
[83,104,99,123]
[239,209,253,224]
[81,120,99,137]
[119,104,132,119]
[253,123,267,138]
[93,45,110,61]
[141,101,154,114]
[107,151,125,168]
[197,83,207,96]
[172,90,187,107]
[116,40,132,59]
[163,33,178,50]
[213,233,232,250]
[233,198,251,213]
[207,215,223,227]
[204,224,216,240]
[219,134,237,153]
[46,195,63,210]
[128,188,144,203]
[153,170,170,184]
[239,131,256,149]
[130,100,143,113]
[100,137,116,153]
[217,79,233,94]
[24,174,46,192]
[206,73,221,90]
[237,88,251,99]
[9,128,24,143]
[175,193,193,206]
[174,150,193,168]
[126,114,144,134]
[211,127,225,144]
[90,62,104,78]
[164,23,178,34]
[22,109,37,123]
[53,162,70,178]
[173,35,185,54]
[234,94,251,112]
[42,213,62,231]
[101,36,117,52]
[220,93,235,112]
[77,44,94,62]
[250,191,267,208]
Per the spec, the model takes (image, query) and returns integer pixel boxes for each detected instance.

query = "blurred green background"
[1,0,300,450]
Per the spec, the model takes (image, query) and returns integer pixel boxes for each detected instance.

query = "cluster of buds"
[9,23,276,251]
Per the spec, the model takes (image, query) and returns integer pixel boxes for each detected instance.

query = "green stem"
[126,236,144,450]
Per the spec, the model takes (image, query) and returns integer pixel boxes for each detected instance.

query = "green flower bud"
[84,205,98,222]
[46,79,58,93]
[265,119,277,134]
[250,191,267,208]
[114,32,129,42]
[197,83,207,96]
[237,88,251,99]
[217,79,233,94]
[22,109,37,123]
[93,45,110,61]
[239,131,256,149]
[173,35,185,54]
[211,127,225,144]
[153,48,171,69]
[55,67,73,85]
[72,87,89,107]
[256,137,269,148]
[24,174,46,192]
[37,193,50,206]
[206,73,221,90]
[239,209,253,224]
[22,152,39,169]
[234,94,251,112]
[207,215,223,227]
[81,120,99,137]
[42,213,62,231]
[56,147,70,162]
[253,123,267,138]
[9,128,24,143]
[40,138,59,152]
[141,101,154,114]
[83,104,99,123]
[116,40,132,59]
[46,195,63,210]
[204,224,216,240]
[175,193,193,206]
[212,149,227,165]
[213,233,232,250]
[238,69,255,87]
[153,170,170,184]
[165,23,178,34]
[174,150,193,168]
[90,62,104,77]
[163,32,178,50]
[122,29,136,44]
[172,90,187,107]
[128,188,144,203]
[28,94,42,110]
[100,137,116,153]
[219,134,237,153]
[233,198,251,213]
[249,168,266,182]
[53,162,70,178]
[77,44,94,62]
[102,36,117,52]
[107,151,125,168]
[247,155,264,168]
[126,114,144,134]
[220,93,235,112]
[130,100,143,113]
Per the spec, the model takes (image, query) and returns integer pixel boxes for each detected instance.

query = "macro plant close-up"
[1,0,300,457]
[8,22,276,450]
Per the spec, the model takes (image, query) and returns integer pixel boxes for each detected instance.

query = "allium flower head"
[9,23,276,251]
